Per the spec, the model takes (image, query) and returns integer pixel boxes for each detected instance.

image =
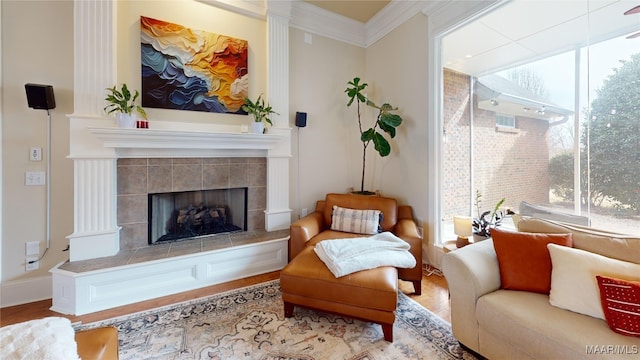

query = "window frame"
[495,113,516,129]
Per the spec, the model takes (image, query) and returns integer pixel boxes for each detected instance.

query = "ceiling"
[302,0,640,76]
[443,0,640,76]
[303,0,390,23]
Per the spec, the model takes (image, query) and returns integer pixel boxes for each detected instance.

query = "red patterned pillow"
[596,275,640,337]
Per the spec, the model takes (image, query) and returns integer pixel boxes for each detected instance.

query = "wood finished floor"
[0,268,450,327]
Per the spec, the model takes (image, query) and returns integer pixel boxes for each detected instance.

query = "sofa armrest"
[289,211,324,261]
[441,239,501,352]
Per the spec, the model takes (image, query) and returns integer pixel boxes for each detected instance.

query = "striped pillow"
[330,205,382,235]
[596,275,640,337]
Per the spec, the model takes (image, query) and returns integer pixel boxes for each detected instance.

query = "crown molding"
[365,0,431,47]
[290,1,366,47]
[196,0,443,48]
[196,0,267,20]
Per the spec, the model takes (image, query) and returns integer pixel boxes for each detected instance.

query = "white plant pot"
[251,122,264,134]
[116,113,136,128]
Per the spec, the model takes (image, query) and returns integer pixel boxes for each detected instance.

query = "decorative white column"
[265,2,293,231]
[66,0,120,261]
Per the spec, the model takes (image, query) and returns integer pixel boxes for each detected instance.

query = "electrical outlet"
[25,257,39,271]
[30,147,42,161]
[26,241,40,256]
[25,171,46,186]
[301,208,308,217]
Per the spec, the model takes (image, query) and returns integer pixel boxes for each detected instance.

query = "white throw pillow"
[330,205,382,235]
[547,243,640,319]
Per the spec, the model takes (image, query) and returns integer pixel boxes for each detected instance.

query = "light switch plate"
[26,241,40,256]
[25,171,46,186]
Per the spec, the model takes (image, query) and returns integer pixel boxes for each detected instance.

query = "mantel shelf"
[89,127,282,150]
[88,127,284,158]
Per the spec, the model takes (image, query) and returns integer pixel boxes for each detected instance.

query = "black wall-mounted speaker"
[295,112,307,127]
[25,83,56,110]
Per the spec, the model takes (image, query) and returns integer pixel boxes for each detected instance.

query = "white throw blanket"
[0,317,80,360]
[314,231,416,277]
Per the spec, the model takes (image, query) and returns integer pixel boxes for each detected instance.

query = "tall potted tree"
[104,83,147,128]
[345,77,404,194]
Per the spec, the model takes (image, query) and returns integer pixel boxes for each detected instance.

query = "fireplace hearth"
[149,188,247,245]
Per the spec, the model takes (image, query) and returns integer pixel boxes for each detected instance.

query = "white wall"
[1,0,74,305]
[1,0,271,306]
[289,28,365,217]
[365,13,431,258]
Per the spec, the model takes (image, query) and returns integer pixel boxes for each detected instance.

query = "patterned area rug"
[77,280,477,359]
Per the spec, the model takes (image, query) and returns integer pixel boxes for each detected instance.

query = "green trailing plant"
[104,83,147,119]
[472,190,506,237]
[345,77,404,194]
[242,94,278,126]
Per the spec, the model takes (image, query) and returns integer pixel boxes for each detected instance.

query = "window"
[438,0,640,244]
[495,114,515,128]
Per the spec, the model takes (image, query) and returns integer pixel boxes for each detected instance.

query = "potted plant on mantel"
[242,94,278,134]
[104,83,147,128]
[345,77,404,195]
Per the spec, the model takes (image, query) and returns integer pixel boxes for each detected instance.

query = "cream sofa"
[442,217,640,359]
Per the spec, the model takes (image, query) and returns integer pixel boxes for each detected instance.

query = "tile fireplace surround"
[50,127,292,315]
[117,157,267,249]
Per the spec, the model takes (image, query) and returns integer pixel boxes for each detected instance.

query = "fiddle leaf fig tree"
[345,77,403,194]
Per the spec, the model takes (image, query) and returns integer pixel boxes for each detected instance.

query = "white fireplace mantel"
[89,127,284,158]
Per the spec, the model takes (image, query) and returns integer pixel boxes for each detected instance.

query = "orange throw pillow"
[491,228,573,294]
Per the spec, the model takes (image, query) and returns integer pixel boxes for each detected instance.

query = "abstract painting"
[140,16,248,114]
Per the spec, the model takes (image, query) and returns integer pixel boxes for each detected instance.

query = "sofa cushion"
[330,205,381,234]
[307,230,364,247]
[516,217,640,264]
[491,228,572,294]
[547,244,640,320]
[477,290,639,360]
[596,275,640,337]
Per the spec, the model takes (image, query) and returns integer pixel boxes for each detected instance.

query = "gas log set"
[155,203,242,243]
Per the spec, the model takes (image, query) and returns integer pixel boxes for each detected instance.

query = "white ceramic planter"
[251,122,264,134]
[116,113,136,128]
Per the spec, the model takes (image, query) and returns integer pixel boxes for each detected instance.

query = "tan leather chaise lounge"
[287,193,423,293]
[280,193,423,342]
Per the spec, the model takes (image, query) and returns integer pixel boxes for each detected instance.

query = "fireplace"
[149,188,247,244]
[116,157,268,250]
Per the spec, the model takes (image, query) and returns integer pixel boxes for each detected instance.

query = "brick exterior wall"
[443,68,550,221]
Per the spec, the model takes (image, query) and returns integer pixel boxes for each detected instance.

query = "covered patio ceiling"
[443,0,640,77]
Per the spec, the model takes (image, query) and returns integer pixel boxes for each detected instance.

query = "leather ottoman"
[280,246,398,341]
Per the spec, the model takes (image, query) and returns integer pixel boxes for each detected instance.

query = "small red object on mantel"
[136,120,149,128]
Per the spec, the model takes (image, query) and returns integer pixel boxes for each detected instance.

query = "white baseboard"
[1,275,52,307]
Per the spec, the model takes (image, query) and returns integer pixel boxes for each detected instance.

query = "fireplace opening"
[148,188,247,245]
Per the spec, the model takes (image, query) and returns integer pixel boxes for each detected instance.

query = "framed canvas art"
[140,16,248,114]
